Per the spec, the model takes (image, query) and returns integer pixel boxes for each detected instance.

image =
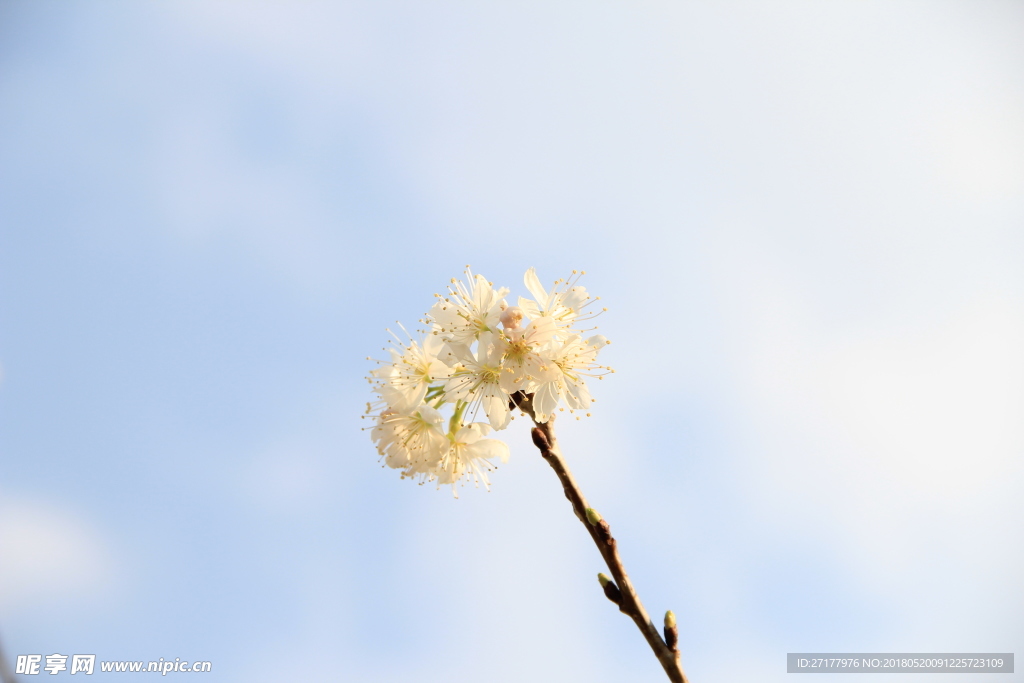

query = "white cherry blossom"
[371,405,449,471]
[496,315,560,394]
[530,334,611,423]
[433,423,510,496]
[443,332,512,429]
[428,269,509,345]
[371,334,452,413]
[518,267,594,330]
[366,266,611,494]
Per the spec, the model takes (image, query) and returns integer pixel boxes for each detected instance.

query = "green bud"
[664,610,677,629]
[585,507,603,525]
[598,573,623,606]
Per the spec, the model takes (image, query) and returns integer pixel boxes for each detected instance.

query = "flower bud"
[499,306,524,331]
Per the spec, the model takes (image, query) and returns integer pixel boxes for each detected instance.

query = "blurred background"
[0,1,1021,681]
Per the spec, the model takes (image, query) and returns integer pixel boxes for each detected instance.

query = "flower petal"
[523,267,549,305]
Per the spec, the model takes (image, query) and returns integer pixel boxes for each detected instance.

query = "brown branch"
[511,392,689,683]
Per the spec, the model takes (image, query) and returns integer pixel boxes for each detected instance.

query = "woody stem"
[510,391,689,683]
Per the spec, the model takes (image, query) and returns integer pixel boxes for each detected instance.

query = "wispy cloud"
[0,496,116,612]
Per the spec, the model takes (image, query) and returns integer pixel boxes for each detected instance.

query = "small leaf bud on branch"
[664,611,679,652]
[597,573,623,606]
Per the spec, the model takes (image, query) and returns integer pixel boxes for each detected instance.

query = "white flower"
[443,332,512,429]
[366,266,612,494]
[371,405,449,471]
[530,334,611,423]
[496,315,560,394]
[434,423,510,496]
[429,269,509,345]
[371,334,453,413]
[518,267,593,330]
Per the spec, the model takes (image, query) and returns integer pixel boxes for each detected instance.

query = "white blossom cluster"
[365,267,612,495]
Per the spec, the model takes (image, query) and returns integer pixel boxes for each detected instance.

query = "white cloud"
[823,299,1024,496]
[716,236,1024,612]
[0,497,115,611]
[929,102,1024,202]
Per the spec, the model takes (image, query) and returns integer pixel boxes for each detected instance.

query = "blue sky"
[1,2,1022,681]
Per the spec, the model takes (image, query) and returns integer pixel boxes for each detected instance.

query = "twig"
[511,392,689,683]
